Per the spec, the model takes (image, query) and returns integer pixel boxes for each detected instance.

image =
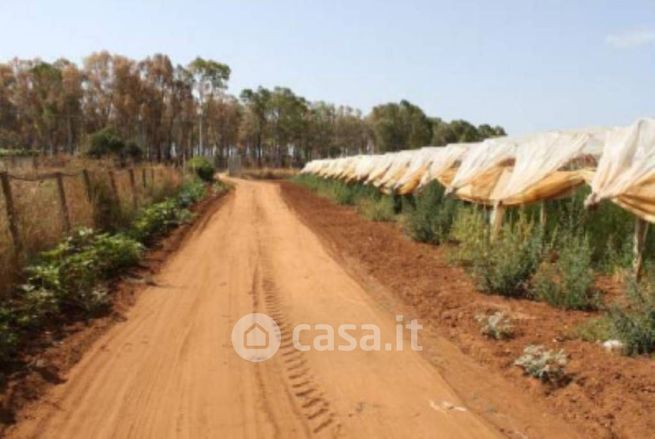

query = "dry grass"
[63,174,94,229]
[12,178,66,257]
[0,191,14,291]
[241,167,299,180]
[0,162,183,294]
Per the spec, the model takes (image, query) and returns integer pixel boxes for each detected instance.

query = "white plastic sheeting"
[447,137,516,195]
[586,118,655,221]
[365,153,399,185]
[351,155,383,181]
[588,119,655,203]
[492,129,606,205]
[417,143,473,189]
[393,147,443,191]
[376,151,415,190]
[299,117,655,222]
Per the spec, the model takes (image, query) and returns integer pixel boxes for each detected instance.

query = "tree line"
[0,52,506,167]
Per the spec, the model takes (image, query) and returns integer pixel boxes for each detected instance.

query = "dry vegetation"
[240,167,299,180]
[0,161,183,293]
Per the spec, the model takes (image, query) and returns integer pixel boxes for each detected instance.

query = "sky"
[0,0,653,135]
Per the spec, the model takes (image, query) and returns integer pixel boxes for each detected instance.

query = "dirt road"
[9,179,503,439]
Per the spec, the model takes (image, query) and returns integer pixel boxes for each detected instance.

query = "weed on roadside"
[531,233,600,310]
[475,311,514,340]
[404,181,458,244]
[358,196,396,222]
[515,345,568,385]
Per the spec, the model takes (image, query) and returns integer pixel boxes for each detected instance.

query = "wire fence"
[0,164,183,294]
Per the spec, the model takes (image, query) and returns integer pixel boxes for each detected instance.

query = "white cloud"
[606,29,655,49]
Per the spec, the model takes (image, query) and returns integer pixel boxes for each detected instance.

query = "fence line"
[0,165,183,293]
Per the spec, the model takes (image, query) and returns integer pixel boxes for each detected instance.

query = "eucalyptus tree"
[0,63,19,148]
[11,60,65,153]
[206,94,242,166]
[187,57,231,155]
[334,106,369,156]
[368,100,431,152]
[0,52,507,165]
[240,87,271,166]
[268,87,307,166]
[303,101,336,160]
[82,51,115,133]
[54,59,84,153]
[139,54,175,160]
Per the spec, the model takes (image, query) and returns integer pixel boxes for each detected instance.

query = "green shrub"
[212,179,230,195]
[515,345,568,384]
[23,229,143,314]
[0,307,19,365]
[15,286,60,328]
[131,200,193,244]
[72,286,112,316]
[92,232,144,274]
[333,182,358,205]
[608,275,655,356]
[573,317,613,343]
[19,228,143,322]
[177,179,207,208]
[293,175,386,212]
[86,127,125,158]
[0,181,208,367]
[449,207,488,265]
[292,174,323,191]
[454,213,544,297]
[187,156,215,182]
[475,311,514,340]
[358,196,395,222]
[531,233,600,310]
[543,187,654,272]
[90,178,132,231]
[404,181,459,244]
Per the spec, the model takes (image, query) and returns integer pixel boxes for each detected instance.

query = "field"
[1,2,651,437]
[281,180,655,438]
[0,174,650,438]
[0,162,183,293]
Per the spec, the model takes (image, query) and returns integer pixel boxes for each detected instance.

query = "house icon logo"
[244,322,269,349]
[231,313,281,362]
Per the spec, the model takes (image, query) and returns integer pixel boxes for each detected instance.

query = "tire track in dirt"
[252,195,341,437]
[7,178,505,439]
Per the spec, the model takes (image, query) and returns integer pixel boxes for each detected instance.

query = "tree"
[188,57,231,154]
[240,87,271,166]
[268,87,307,166]
[0,52,506,165]
[432,119,507,146]
[334,106,369,156]
[206,94,242,167]
[0,63,18,148]
[368,100,431,152]
[140,54,174,160]
[55,59,84,154]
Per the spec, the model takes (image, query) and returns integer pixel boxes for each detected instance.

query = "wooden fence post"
[108,170,120,203]
[0,172,22,267]
[490,203,506,241]
[633,218,649,280]
[128,168,138,210]
[55,172,72,233]
[82,169,93,203]
[142,168,147,188]
[81,169,96,228]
